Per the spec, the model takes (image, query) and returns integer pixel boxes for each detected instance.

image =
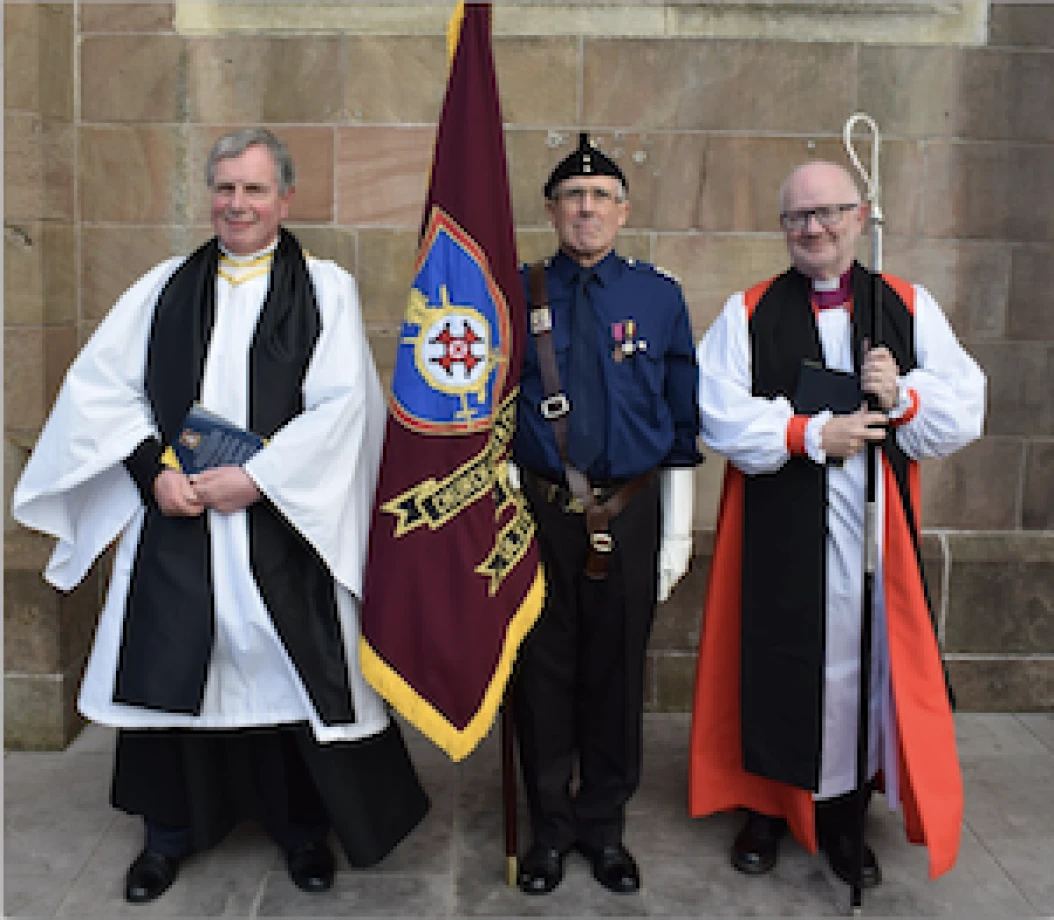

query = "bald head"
[779,161,862,214]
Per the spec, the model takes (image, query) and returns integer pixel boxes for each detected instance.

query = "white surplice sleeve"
[894,285,987,459]
[12,258,183,591]
[243,259,386,599]
[696,291,795,475]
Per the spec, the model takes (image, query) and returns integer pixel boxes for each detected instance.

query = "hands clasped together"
[153,467,261,517]
[820,344,899,461]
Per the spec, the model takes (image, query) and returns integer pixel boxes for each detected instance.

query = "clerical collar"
[811,269,852,309]
[218,238,277,285]
[218,237,278,263]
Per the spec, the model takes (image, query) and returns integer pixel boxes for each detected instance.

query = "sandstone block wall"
[4,1,1051,748]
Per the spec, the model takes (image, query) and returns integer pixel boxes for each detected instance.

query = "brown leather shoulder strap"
[528,261,572,465]
[528,261,638,580]
[528,260,547,313]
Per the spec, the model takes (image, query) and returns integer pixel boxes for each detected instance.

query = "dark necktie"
[567,270,605,472]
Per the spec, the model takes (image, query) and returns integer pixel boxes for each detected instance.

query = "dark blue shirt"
[513,249,703,481]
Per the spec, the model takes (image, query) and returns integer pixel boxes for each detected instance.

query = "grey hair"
[205,128,295,194]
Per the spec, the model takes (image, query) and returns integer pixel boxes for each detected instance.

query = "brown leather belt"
[525,471,650,516]
[524,469,655,578]
[526,260,653,580]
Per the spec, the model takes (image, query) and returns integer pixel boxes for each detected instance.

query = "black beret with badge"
[543,132,627,200]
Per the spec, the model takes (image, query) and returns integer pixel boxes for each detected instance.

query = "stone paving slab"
[5,713,1053,918]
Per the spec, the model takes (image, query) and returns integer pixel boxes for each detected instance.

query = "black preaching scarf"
[114,229,356,725]
[740,261,944,791]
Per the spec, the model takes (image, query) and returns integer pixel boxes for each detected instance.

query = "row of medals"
[611,319,646,363]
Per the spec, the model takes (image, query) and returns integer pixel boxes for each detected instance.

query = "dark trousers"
[815,784,875,843]
[514,473,659,852]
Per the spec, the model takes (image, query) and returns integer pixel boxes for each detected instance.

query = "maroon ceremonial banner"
[360,3,544,761]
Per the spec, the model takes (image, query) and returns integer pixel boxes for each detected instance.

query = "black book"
[793,360,862,416]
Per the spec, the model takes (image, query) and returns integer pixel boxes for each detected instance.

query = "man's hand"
[189,467,262,514]
[820,405,888,460]
[861,343,900,412]
[153,469,205,517]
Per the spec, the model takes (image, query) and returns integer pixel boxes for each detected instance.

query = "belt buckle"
[543,482,583,514]
[530,307,553,334]
[539,393,570,420]
[590,531,614,553]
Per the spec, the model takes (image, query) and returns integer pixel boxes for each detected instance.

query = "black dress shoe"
[731,811,787,875]
[820,830,881,888]
[286,840,335,893]
[125,849,180,903]
[517,845,565,895]
[580,842,640,894]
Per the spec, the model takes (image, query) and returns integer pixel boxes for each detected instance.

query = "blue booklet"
[162,404,264,475]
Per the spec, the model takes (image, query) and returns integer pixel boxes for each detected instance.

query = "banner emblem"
[391,209,509,435]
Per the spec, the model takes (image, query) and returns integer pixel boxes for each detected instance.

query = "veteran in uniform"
[511,133,703,895]
[12,128,429,904]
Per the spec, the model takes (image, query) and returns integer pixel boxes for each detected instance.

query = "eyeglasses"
[780,203,859,232]
[551,186,621,205]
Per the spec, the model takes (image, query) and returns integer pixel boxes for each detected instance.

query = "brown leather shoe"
[731,811,787,875]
